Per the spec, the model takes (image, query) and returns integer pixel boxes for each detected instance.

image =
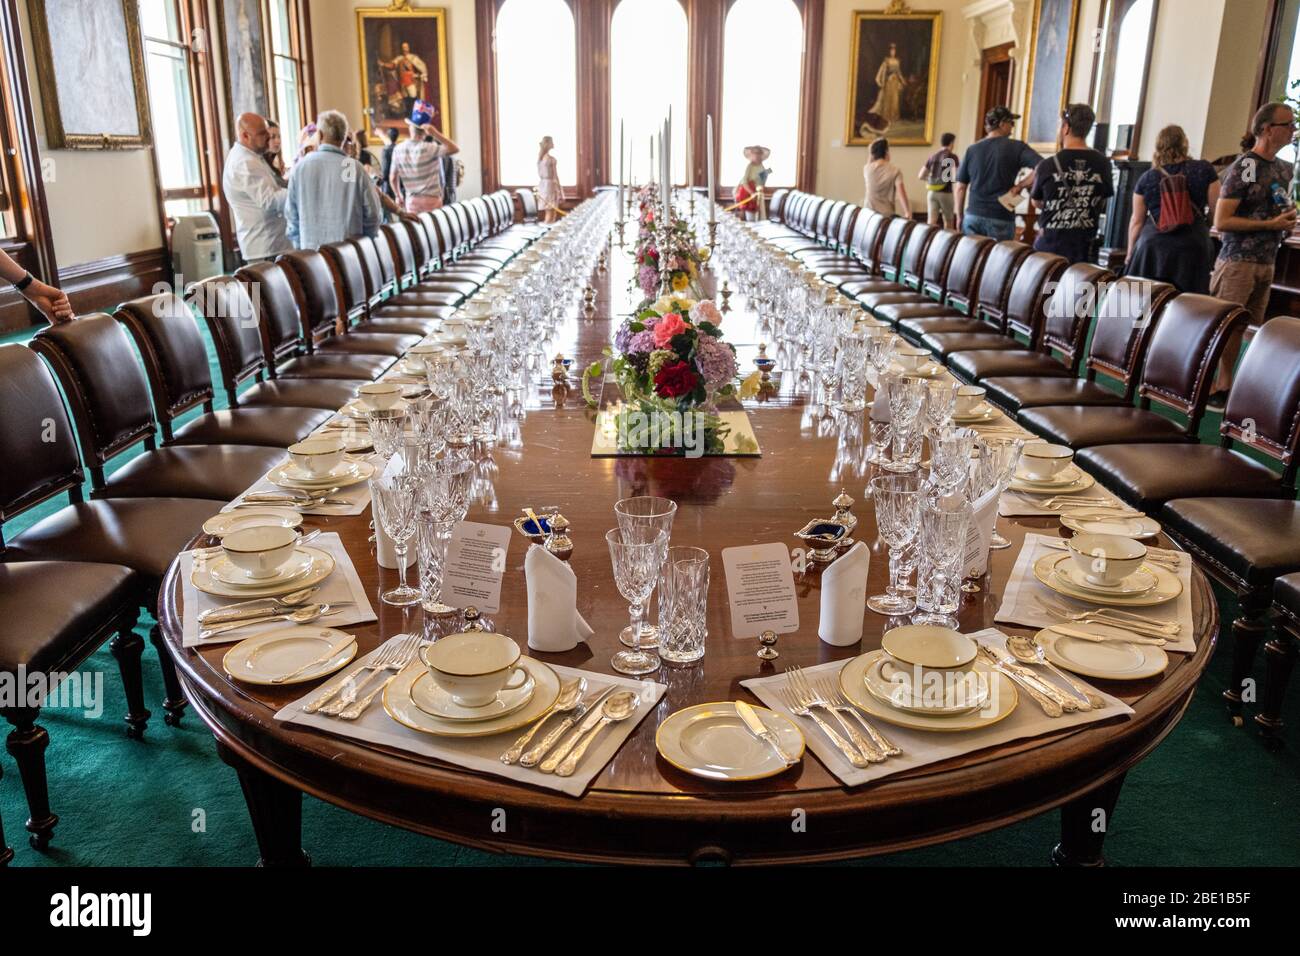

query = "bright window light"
[721,0,803,188]
[496,0,577,186]
[610,0,688,186]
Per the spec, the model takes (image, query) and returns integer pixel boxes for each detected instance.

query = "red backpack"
[1154,166,1195,232]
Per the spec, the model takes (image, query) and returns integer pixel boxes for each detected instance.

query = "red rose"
[654,360,700,399]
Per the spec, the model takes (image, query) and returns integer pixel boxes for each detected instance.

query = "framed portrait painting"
[217,0,272,120]
[845,8,942,147]
[357,5,452,145]
[1022,0,1081,151]
[27,0,152,149]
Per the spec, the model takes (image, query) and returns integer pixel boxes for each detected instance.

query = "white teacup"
[420,632,528,708]
[1067,533,1147,587]
[955,385,987,416]
[405,344,443,371]
[356,382,403,411]
[882,625,977,676]
[1019,443,1074,481]
[220,525,300,580]
[895,346,930,372]
[287,437,345,477]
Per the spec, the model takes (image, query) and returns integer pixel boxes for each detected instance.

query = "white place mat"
[223,455,375,517]
[180,531,377,647]
[275,638,666,797]
[741,628,1133,787]
[993,533,1196,653]
[998,483,1126,518]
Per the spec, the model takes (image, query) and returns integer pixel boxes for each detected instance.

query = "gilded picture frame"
[357,4,453,145]
[845,9,943,147]
[1022,0,1081,152]
[27,0,152,150]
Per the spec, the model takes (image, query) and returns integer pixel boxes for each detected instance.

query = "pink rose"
[694,300,722,327]
[653,312,688,349]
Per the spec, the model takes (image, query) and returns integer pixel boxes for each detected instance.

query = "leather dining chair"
[849,222,937,307]
[1077,314,1300,510]
[860,227,962,317]
[320,241,439,337]
[897,241,1031,343]
[940,261,1111,385]
[838,215,916,297]
[420,211,497,281]
[115,293,331,447]
[279,250,420,358]
[983,276,1176,414]
[806,208,880,281]
[382,222,482,306]
[412,215,487,293]
[820,212,890,287]
[929,251,1067,370]
[29,316,283,501]
[236,261,393,381]
[1018,291,1237,448]
[361,232,462,323]
[189,275,365,411]
[1264,574,1300,742]
[872,235,993,328]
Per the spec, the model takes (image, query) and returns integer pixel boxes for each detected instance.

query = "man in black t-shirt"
[955,106,1041,240]
[1030,103,1113,264]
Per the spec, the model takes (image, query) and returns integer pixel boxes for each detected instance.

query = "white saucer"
[276,459,366,484]
[1013,463,1087,488]
[222,626,357,686]
[655,702,804,781]
[383,656,560,737]
[1052,557,1159,597]
[1035,625,1168,680]
[341,398,409,420]
[1060,510,1162,539]
[1033,551,1182,607]
[209,549,315,587]
[863,656,990,715]
[409,669,536,721]
[192,546,335,598]
[951,404,1000,424]
[202,508,302,538]
[1009,466,1095,495]
[839,651,1018,732]
[269,459,374,491]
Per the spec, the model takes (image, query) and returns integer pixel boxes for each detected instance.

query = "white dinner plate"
[383,656,560,737]
[1052,558,1159,597]
[268,459,374,492]
[655,702,804,781]
[273,458,369,485]
[839,651,1018,732]
[1035,625,1168,680]
[863,655,990,715]
[222,626,357,686]
[341,398,408,420]
[1032,552,1182,607]
[208,549,315,588]
[1009,467,1095,495]
[1060,510,1162,539]
[202,508,303,538]
[191,546,335,598]
[951,404,1000,424]
[408,668,536,722]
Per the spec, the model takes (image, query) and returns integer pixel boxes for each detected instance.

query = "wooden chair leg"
[150,624,188,727]
[1224,592,1270,725]
[0,759,13,865]
[3,707,57,851]
[110,624,151,740]
[1255,629,1298,748]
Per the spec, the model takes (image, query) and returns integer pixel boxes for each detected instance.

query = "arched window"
[495,0,577,186]
[721,0,803,189]
[610,0,688,185]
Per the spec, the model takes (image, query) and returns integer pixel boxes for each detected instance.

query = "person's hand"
[1272,207,1299,230]
[23,278,73,325]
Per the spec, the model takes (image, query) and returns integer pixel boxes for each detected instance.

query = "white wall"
[308,0,483,199]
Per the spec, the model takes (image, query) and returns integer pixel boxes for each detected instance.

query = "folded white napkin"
[524,544,594,652]
[818,541,870,646]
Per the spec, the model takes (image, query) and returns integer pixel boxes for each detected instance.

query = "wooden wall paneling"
[57,249,172,318]
[687,0,724,196]
[575,0,612,199]
[476,0,503,195]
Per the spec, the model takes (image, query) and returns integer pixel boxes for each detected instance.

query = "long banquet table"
[159,236,1217,866]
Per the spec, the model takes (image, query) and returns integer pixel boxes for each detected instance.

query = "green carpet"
[2,325,1298,867]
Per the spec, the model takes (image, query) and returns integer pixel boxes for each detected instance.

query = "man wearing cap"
[955,106,1042,240]
[1029,103,1113,264]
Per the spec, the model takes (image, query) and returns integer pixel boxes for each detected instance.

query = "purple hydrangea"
[638,265,659,298]
[694,332,737,390]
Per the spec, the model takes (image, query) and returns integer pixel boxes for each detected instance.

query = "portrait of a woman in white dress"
[869,43,905,128]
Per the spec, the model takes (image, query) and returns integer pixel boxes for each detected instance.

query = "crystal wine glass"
[614,495,678,648]
[912,497,973,628]
[867,472,924,615]
[374,470,421,606]
[606,526,668,676]
[415,458,476,615]
[885,375,926,473]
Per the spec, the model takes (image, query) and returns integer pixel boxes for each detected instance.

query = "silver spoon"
[197,585,323,624]
[198,603,344,641]
[1005,635,1103,710]
[500,677,586,764]
[555,692,638,777]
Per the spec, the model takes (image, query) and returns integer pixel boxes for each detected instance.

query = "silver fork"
[783,668,880,766]
[334,634,422,720]
[787,666,883,762]
[303,635,406,714]
[778,687,870,769]
[818,677,901,757]
[1033,594,1179,635]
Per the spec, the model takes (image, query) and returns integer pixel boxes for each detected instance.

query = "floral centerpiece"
[632,185,708,304]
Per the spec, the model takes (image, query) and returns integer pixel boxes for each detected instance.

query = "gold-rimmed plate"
[1035,625,1168,680]
[1060,510,1162,539]
[383,656,560,737]
[1052,559,1159,597]
[192,546,335,598]
[1009,467,1095,495]
[839,651,1018,732]
[268,459,374,491]
[655,702,804,781]
[222,626,357,686]
[1032,552,1182,607]
[202,508,303,538]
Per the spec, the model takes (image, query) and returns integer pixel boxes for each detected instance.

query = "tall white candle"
[687,127,693,192]
[618,119,624,218]
[707,114,716,222]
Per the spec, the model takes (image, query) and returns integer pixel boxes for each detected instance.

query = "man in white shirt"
[222,113,291,262]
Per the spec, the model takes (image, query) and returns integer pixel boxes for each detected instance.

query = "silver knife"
[269,633,357,684]
[538,687,618,773]
[736,700,798,766]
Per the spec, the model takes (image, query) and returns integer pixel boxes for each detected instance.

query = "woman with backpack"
[1126,125,1219,293]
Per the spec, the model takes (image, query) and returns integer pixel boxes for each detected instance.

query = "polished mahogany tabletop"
[160,232,1217,866]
